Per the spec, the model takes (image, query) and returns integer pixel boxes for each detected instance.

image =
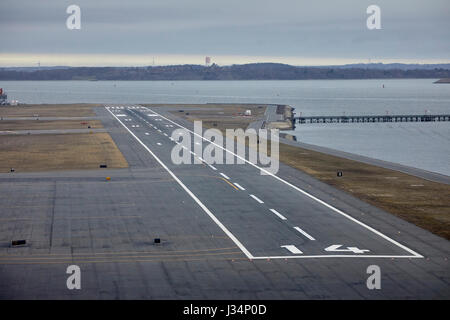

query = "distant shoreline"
[1,63,449,81]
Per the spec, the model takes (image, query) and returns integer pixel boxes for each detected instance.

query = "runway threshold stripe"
[269,209,287,220]
[139,106,423,259]
[249,194,264,204]
[281,245,303,254]
[106,107,254,259]
[294,226,315,241]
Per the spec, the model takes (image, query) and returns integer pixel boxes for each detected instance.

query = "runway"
[105,105,421,260]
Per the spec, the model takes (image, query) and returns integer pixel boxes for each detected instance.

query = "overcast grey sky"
[1,0,449,66]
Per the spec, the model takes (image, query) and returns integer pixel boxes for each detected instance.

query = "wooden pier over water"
[294,114,450,124]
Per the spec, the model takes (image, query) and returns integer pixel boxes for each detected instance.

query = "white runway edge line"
[250,194,264,204]
[106,106,254,259]
[141,106,423,259]
[294,226,316,241]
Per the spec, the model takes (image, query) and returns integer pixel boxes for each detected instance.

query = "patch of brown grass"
[0,104,98,117]
[0,133,128,172]
[275,142,450,240]
[0,120,102,131]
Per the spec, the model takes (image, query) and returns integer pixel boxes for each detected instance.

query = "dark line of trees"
[1,63,449,80]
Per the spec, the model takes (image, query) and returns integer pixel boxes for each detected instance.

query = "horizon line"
[1,53,450,68]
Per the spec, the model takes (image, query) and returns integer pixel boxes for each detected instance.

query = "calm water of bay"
[1,79,449,176]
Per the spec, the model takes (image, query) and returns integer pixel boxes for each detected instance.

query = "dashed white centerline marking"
[145,132,149,135]
[208,164,217,171]
[249,194,264,204]
[163,133,168,136]
[269,209,287,220]
[233,183,246,191]
[157,143,162,146]
[220,173,230,180]
[281,245,303,254]
[294,227,316,241]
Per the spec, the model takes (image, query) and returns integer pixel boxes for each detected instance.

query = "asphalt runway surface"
[0,104,448,299]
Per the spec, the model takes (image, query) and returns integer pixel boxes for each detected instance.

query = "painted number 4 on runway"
[325,244,370,254]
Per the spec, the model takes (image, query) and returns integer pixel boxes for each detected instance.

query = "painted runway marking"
[233,183,246,191]
[145,132,149,135]
[163,133,168,136]
[116,114,126,117]
[281,245,303,254]
[105,106,253,259]
[157,143,162,146]
[325,244,369,254]
[220,173,230,180]
[208,164,217,171]
[221,178,239,191]
[294,226,315,241]
[249,194,264,204]
[269,209,287,220]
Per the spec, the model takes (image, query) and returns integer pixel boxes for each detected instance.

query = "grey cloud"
[0,0,449,60]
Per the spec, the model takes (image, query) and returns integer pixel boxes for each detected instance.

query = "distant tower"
[205,56,211,66]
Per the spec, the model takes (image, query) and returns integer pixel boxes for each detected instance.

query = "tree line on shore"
[1,63,449,80]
